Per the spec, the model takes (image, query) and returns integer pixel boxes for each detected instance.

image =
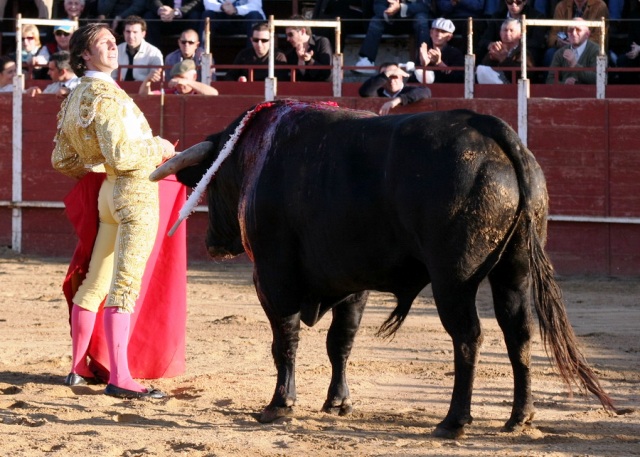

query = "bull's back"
[250,108,544,283]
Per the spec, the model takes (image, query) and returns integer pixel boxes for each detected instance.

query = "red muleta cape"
[62,172,187,381]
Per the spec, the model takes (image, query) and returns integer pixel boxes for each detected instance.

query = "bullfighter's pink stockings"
[103,307,146,392]
[70,304,97,378]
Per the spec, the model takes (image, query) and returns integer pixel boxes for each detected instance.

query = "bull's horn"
[149,141,214,182]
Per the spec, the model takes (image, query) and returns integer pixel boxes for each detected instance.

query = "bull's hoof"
[432,424,466,439]
[502,411,535,433]
[433,415,471,439]
[321,398,353,416]
[258,405,294,423]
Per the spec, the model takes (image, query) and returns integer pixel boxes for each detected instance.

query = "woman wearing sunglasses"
[20,24,51,80]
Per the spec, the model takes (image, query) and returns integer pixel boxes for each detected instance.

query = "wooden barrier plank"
[2,94,640,276]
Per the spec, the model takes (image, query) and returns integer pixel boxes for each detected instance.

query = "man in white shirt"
[25,51,80,96]
[113,15,164,82]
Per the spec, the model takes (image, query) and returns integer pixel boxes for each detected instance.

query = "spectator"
[285,16,333,82]
[96,0,147,33]
[164,28,208,81]
[113,15,163,81]
[478,0,547,66]
[434,0,484,47]
[46,20,76,54]
[25,51,79,96]
[353,0,430,74]
[413,17,464,84]
[0,0,55,18]
[55,0,95,20]
[201,0,266,46]
[0,56,16,92]
[546,18,599,84]
[544,0,608,66]
[224,21,287,82]
[143,0,203,48]
[476,18,533,83]
[139,59,218,94]
[359,61,431,115]
[21,24,51,80]
[613,3,640,84]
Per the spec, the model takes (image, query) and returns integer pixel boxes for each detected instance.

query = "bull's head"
[151,135,245,259]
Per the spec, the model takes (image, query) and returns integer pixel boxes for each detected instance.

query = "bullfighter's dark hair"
[68,22,113,77]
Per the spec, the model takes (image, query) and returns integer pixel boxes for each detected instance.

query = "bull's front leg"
[322,292,368,416]
[258,312,301,423]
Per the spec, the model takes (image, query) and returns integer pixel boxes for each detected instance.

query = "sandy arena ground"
[0,247,638,456]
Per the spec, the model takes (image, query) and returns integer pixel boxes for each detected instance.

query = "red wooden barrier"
[1,92,639,276]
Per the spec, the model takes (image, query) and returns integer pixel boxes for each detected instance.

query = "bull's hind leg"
[258,311,301,423]
[488,239,536,432]
[431,281,483,439]
[322,292,368,416]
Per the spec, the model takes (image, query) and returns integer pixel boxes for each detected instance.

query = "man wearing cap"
[413,18,464,84]
[47,21,76,55]
[546,18,599,84]
[113,16,164,82]
[139,59,218,95]
[359,62,431,115]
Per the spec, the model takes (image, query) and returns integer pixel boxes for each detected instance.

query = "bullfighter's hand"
[159,138,176,162]
[379,97,402,115]
[564,76,577,85]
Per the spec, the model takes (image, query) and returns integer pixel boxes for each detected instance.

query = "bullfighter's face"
[82,27,118,74]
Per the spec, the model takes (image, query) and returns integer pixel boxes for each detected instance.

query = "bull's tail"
[377,293,415,339]
[528,221,616,412]
[469,112,616,412]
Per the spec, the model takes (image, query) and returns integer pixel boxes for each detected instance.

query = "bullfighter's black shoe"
[64,373,99,386]
[104,384,167,399]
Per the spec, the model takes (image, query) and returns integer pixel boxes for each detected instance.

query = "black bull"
[152,100,614,438]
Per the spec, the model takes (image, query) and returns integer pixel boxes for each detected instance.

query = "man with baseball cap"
[413,17,465,84]
[47,21,76,54]
[139,59,218,95]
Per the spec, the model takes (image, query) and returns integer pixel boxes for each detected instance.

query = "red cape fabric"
[62,173,187,380]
